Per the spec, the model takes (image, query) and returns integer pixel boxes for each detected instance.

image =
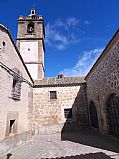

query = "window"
[12,68,22,100]
[2,41,5,46]
[64,108,73,118]
[9,120,15,134]
[5,113,18,137]
[50,91,57,99]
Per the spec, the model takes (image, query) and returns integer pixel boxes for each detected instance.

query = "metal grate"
[107,94,119,136]
[12,80,22,100]
[12,68,22,100]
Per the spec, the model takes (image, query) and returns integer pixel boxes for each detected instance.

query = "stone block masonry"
[85,30,119,135]
[33,81,89,134]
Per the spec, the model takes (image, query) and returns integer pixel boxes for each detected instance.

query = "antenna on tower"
[33,2,36,10]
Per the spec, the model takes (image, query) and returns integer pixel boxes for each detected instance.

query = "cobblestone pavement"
[1,129,119,159]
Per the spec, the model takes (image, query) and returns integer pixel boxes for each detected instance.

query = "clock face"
[27,25,34,33]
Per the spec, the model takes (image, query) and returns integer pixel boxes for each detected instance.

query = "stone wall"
[86,31,119,134]
[33,84,88,134]
[0,64,2,143]
[0,28,2,141]
[0,25,33,154]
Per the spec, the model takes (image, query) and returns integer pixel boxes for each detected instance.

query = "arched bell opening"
[27,22,34,33]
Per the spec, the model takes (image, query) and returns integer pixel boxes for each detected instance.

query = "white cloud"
[67,17,79,27]
[54,17,80,29]
[45,23,69,50]
[54,33,68,44]
[83,20,91,25]
[54,19,66,28]
[45,17,80,50]
[59,48,103,76]
[45,17,92,50]
[56,44,66,50]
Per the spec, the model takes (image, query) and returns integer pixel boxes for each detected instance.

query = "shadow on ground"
[41,152,117,159]
[61,123,119,153]
[60,83,119,153]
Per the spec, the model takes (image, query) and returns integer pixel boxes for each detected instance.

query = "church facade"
[0,8,119,154]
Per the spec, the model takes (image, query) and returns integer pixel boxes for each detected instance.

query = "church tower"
[16,8,45,80]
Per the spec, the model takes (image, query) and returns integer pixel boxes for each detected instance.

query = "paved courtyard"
[0,128,119,159]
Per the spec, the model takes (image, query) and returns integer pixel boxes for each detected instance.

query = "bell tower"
[16,8,45,80]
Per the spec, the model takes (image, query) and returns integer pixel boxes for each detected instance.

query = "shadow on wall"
[61,86,119,153]
[41,152,116,159]
[62,83,89,131]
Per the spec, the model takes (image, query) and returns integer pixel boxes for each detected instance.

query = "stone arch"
[27,22,34,33]
[106,93,119,136]
[89,101,99,130]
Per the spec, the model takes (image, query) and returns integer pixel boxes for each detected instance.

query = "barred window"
[50,91,57,99]
[64,108,73,118]
[12,68,22,100]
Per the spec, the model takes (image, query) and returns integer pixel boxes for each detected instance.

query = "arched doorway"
[89,101,99,129]
[106,94,119,136]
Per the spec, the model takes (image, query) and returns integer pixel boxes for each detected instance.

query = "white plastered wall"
[20,41,38,62]
[20,41,38,79]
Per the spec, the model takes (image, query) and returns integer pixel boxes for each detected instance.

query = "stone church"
[0,8,119,154]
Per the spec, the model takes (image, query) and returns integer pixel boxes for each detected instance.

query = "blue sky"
[0,0,119,77]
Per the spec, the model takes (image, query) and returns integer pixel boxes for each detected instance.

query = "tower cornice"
[18,17,44,22]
